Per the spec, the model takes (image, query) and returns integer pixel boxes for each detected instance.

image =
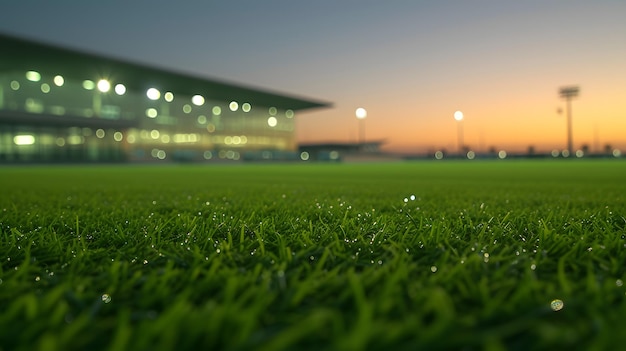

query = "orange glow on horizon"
[297,83,626,154]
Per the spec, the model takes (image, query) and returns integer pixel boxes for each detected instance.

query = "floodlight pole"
[355,108,367,146]
[559,86,579,155]
[457,122,464,155]
[454,111,464,155]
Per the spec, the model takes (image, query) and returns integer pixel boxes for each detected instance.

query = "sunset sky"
[1,1,625,154]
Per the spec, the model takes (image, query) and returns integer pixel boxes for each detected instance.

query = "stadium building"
[0,33,329,163]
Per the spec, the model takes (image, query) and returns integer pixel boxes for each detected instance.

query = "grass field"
[1,160,626,350]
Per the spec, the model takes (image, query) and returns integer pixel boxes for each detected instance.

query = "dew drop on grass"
[102,294,111,303]
[430,266,437,273]
[35,276,40,282]
[617,279,623,287]
[550,299,564,311]
[530,264,537,270]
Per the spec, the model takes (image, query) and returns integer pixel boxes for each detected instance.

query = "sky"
[1,0,625,154]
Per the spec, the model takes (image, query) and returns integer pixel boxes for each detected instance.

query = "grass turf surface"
[1,160,626,350]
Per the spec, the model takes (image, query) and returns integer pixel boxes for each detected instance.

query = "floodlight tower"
[454,110,464,155]
[559,86,579,155]
[355,107,367,145]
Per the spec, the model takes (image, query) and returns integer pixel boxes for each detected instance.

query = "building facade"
[0,34,328,163]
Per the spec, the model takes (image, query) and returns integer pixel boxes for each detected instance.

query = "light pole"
[356,107,367,146]
[559,86,579,155]
[454,110,464,155]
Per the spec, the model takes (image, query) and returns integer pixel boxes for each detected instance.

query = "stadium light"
[559,86,579,155]
[454,110,464,154]
[356,107,367,145]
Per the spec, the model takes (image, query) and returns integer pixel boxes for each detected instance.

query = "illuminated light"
[145,108,158,118]
[233,151,240,161]
[127,134,136,144]
[356,107,367,119]
[267,116,278,127]
[551,149,560,157]
[561,149,570,158]
[467,150,475,159]
[55,138,65,146]
[212,106,222,115]
[53,75,64,86]
[10,81,20,90]
[498,150,507,159]
[146,88,161,100]
[203,151,213,160]
[39,135,55,145]
[550,299,564,312]
[164,92,174,102]
[113,132,123,142]
[240,135,248,144]
[454,110,464,121]
[157,150,166,160]
[67,135,84,145]
[50,106,65,115]
[229,101,239,111]
[183,104,192,114]
[115,84,126,95]
[224,136,233,145]
[26,71,41,82]
[218,150,227,159]
[83,80,95,90]
[207,124,216,133]
[613,149,622,157]
[40,83,50,93]
[197,115,207,124]
[232,136,241,145]
[242,103,251,112]
[161,134,170,143]
[96,129,105,138]
[226,150,235,159]
[151,149,159,157]
[13,135,35,145]
[575,150,584,158]
[191,95,205,106]
[268,107,277,115]
[300,151,310,161]
[173,134,198,143]
[25,98,44,113]
[150,130,160,139]
[97,79,111,92]
[285,109,294,118]
[329,151,339,160]
[434,151,444,160]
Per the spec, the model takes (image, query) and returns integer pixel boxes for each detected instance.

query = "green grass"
[1,160,625,350]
